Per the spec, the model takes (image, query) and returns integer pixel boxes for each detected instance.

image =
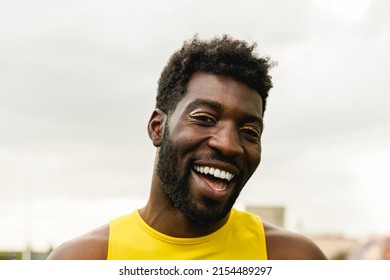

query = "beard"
[157,125,242,226]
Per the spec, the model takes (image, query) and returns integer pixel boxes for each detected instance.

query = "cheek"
[164,133,195,171]
[246,145,262,172]
[170,125,204,151]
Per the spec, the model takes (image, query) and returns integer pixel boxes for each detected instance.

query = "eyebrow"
[186,98,264,127]
[187,98,223,112]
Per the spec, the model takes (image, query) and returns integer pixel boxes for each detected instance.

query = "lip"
[194,165,235,182]
[193,160,240,177]
[190,168,236,202]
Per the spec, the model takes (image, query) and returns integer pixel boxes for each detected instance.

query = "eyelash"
[188,113,261,142]
[241,127,261,142]
[187,113,216,125]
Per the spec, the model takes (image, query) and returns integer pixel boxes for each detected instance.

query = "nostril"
[207,132,244,156]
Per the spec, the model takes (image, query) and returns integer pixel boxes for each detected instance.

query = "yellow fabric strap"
[107,208,267,260]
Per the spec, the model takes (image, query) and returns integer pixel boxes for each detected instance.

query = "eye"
[187,113,216,125]
[241,126,261,143]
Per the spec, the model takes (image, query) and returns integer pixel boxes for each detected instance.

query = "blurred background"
[1,0,389,260]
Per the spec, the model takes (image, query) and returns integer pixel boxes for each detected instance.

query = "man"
[48,35,326,260]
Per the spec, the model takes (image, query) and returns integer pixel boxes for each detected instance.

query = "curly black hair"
[156,34,274,115]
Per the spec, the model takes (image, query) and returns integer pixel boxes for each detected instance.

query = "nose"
[207,122,244,156]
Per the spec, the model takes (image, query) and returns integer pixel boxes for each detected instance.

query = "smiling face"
[156,72,263,225]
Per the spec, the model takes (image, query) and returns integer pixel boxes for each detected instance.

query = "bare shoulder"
[47,224,109,260]
[263,221,327,260]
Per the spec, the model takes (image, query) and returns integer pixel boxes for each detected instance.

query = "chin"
[181,194,237,225]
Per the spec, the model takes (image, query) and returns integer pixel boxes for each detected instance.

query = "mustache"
[199,152,242,171]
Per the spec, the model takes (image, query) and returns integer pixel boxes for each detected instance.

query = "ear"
[147,109,167,147]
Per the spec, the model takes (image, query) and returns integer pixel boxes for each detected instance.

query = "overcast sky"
[1,0,390,251]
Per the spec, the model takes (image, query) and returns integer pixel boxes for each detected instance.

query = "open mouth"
[194,165,235,192]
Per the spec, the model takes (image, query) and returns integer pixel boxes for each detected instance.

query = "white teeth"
[194,165,235,181]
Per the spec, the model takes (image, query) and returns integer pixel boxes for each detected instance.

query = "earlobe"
[147,109,167,147]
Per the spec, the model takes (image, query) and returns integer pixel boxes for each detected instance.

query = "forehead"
[173,72,263,118]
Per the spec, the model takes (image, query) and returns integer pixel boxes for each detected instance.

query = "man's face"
[157,72,263,225]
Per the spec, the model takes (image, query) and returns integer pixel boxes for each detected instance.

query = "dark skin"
[48,72,326,260]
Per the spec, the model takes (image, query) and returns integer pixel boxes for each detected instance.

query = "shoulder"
[263,221,327,260]
[47,224,109,260]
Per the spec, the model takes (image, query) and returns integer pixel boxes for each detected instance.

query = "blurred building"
[246,205,285,227]
[245,204,360,259]
[347,235,390,260]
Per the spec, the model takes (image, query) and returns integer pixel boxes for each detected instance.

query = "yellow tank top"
[107,208,268,260]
